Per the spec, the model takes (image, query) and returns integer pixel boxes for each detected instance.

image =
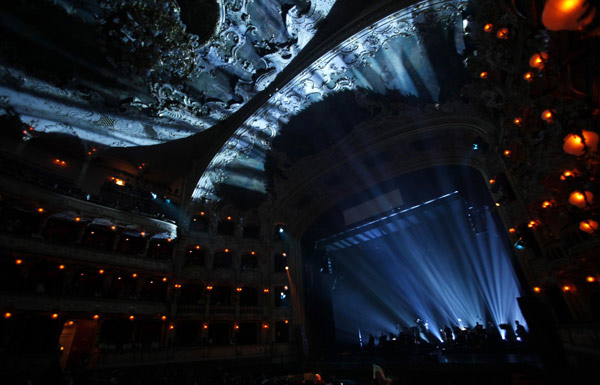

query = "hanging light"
[560,170,577,180]
[579,219,598,234]
[563,130,599,155]
[523,72,534,82]
[529,52,549,70]
[586,276,596,283]
[513,117,522,126]
[562,285,572,292]
[508,228,516,234]
[4,312,12,319]
[528,220,540,228]
[533,286,541,293]
[568,190,594,208]
[483,23,493,33]
[504,150,511,157]
[541,201,553,208]
[542,0,597,31]
[480,71,488,79]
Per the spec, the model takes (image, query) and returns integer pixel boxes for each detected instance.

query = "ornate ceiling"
[0,0,335,146]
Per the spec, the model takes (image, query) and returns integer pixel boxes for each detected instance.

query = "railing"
[210,305,235,316]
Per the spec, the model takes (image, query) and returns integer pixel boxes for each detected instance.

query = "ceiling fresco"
[192,0,470,200]
[0,0,335,146]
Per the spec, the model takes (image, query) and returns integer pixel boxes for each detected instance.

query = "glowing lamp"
[579,219,598,234]
[37,208,44,213]
[282,253,287,257]
[162,277,168,282]
[140,232,146,237]
[542,0,596,31]
[236,287,242,292]
[161,315,167,321]
[59,265,65,270]
[508,228,516,234]
[203,323,208,329]
[568,190,593,208]
[234,323,239,330]
[284,320,289,324]
[563,130,599,155]
[75,217,81,222]
[98,269,104,274]
[93,314,100,320]
[503,150,511,157]
[60,346,64,351]
[586,276,596,283]
[251,251,255,255]
[496,27,509,39]
[513,117,522,126]
[541,201,553,208]
[529,52,549,70]
[479,71,488,79]
[528,220,539,228]
[562,285,572,292]
[560,170,575,180]
[129,315,135,320]
[169,324,175,330]
[483,23,493,32]
[200,211,205,216]
[523,72,534,82]
[132,273,138,278]
[206,286,213,291]
[533,286,541,293]
[66,320,74,326]
[227,216,232,220]
[4,312,12,319]
[489,179,496,185]
[114,178,125,186]
[15,259,22,265]
[263,288,270,293]
[167,238,172,242]
[262,323,269,329]
[51,313,59,319]
[224,249,229,253]
[285,266,289,270]
[541,109,554,123]
[495,202,501,207]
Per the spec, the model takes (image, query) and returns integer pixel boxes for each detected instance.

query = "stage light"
[472,143,479,150]
[75,217,81,222]
[527,220,539,228]
[162,277,167,282]
[151,193,157,200]
[263,288,270,293]
[132,273,138,278]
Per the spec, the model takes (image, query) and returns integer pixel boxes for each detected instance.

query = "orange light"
[93,314,99,320]
[528,220,539,229]
[586,276,596,283]
[542,0,596,31]
[495,202,501,207]
[37,208,44,213]
[59,265,65,270]
[114,178,125,186]
[562,285,572,292]
[4,312,12,319]
[529,52,549,70]
[132,273,138,278]
[174,284,182,289]
[140,232,146,237]
[541,109,553,123]
[284,285,288,290]
[563,130,599,155]
[508,228,516,234]
[129,315,135,320]
[111,225,116,231]
[560,170,575,180]
[169,323,175,330]
[282,253,287,257]
[512,117,522,126]
[161,315,167,321]
[51,313,59,319]
[163,277,167,282]
[285,266,289,270]
[234,323,239,330]
[496,27,509,39]
[579,219,599,234]
[66,320,74,326]
[568,190,594,208]
[480,71,488,79]
[284,320,289,324]
[541,201,553,209]
[523,72,534,82]
[206,286,213,291]
[262,323,269,329]
[236,287,243,292]
[203,323,208,329]
[224,248,229,253]
[504,150,511,157]
[15,259,22,265]
[98,269,104,274]
[227,216,232,220]
[483,23,493,32]
[60,346,65,351]
[251,251,255,255]
[263,288,270,293]
[90,231,94,235]
[200,212,205,216]
[167,238,172,242]
[75,217,81,222]
[533,286,541,293]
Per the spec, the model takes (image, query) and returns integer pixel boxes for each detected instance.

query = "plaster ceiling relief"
[193,0,469,200]
[0,0,335,147]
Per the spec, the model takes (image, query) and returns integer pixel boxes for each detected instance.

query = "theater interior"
[0,0,599,384]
